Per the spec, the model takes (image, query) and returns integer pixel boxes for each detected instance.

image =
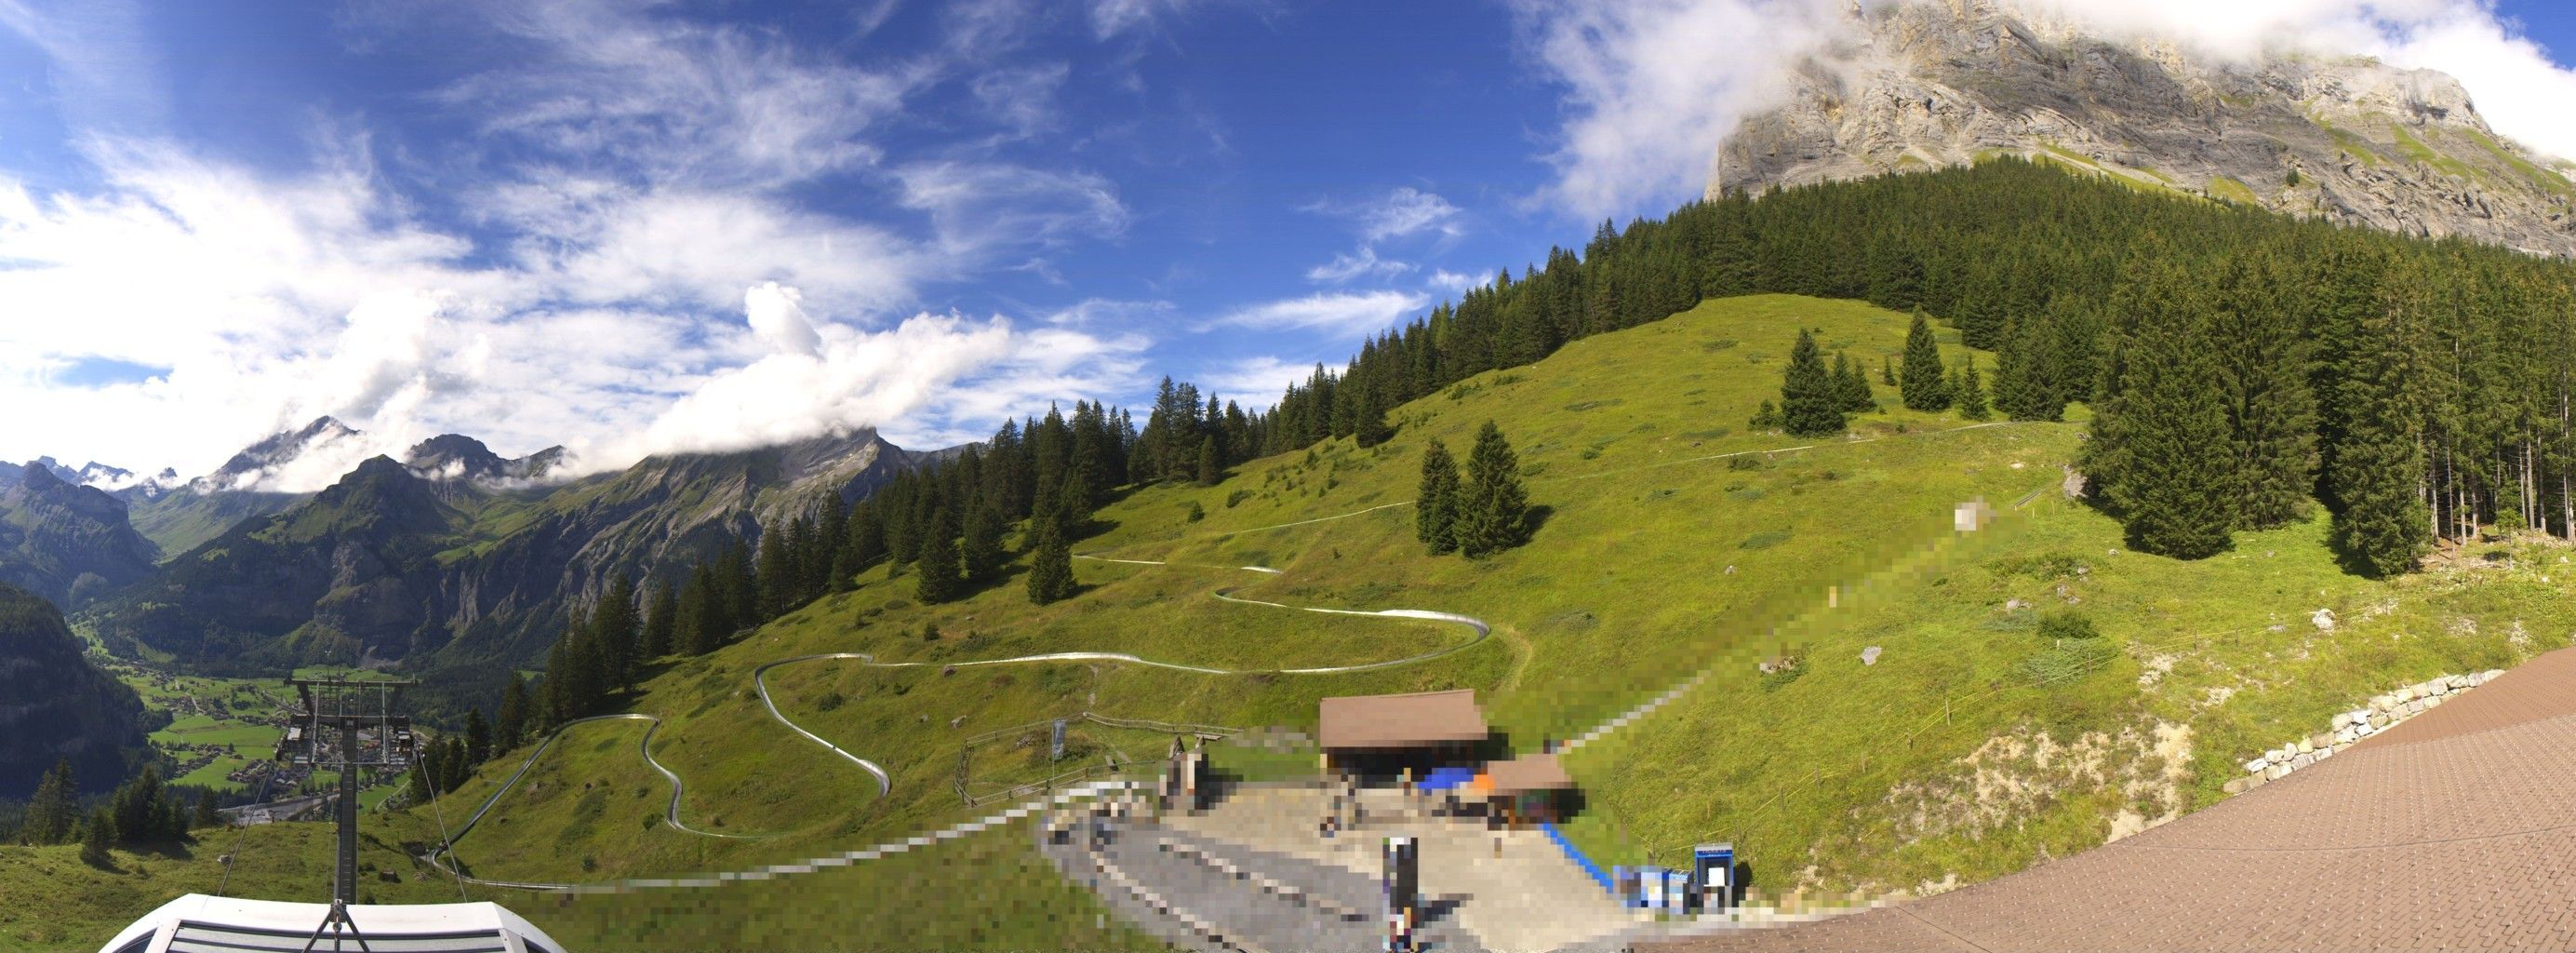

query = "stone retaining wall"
[2222,670,2504,795]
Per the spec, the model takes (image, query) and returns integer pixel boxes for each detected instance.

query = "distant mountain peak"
[402,434,568,486]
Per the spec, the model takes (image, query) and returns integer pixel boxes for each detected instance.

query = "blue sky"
[6,0,2576,489]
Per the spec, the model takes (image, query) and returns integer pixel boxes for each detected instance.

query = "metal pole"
[336,686,359,906]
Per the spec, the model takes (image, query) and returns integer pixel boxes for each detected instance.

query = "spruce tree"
[914,507,964,604]
[1900,309,1951,410]
[1415,438,1462,555]
[2211,261,2317,530]
[1832,352,1875,412]
[2102,307,2236,559]
[496,673,528,752]
[1994,316,2064,422]
[594,574,638,692]
[960,503,1004,581]
[81,809,113,866]
[1455,422,1530,557]
[2331,278,2432,575]
[640,583,675,659]
[1195,435,1222,486]
[23,758,75,844]
[465,708,491,764]
[1749,400,1782,430]
[1779,329,1845,436]
[1955,357,1991,422]
[1024,516,1077,605]
[1880,356,1898,386]
[755,529,795,619]
[191,793,221,831]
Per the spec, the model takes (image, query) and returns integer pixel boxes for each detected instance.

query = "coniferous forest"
[503,157,2576,743]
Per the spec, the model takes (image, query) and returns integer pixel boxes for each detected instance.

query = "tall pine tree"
[1024,516,1076,604]
[1900,309,1951,410]
[1416,438,1462,555]
[2098,303,2236,558]
[1454,422,1531,558]
[1780,329,1845,436]
[914,507,964,604]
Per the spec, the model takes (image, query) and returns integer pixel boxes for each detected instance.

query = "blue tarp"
[1419,766,1477,791]
[1542,822,1616,894]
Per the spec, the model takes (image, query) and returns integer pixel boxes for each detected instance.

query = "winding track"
[430,419,2024,891]
[430,557,1493,890]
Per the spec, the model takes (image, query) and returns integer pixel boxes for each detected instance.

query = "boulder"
[2290,752,2316,770]
[2244,758,2269,774]
[2369,713,2389,729]
[2483,669,2505,682]
[2309,732,2333,749]
[2222,777,2247,796]
[2295,738,2314,755]
[2332,712,2353,730]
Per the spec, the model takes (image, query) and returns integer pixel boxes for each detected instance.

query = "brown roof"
[1477,753,1575,797]
[1316,689,1487,750]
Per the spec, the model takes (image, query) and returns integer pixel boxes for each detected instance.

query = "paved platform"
[1161,784,1639,953]
[1658,645,2576,952]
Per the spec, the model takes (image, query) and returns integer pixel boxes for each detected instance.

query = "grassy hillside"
[386,294,2068,925]
[54,292,2576,945]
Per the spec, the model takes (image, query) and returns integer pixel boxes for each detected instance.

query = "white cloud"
[446,0,921,186]
[621,299,1149,459]
[1511,0,1848,219]
[894,160,1130,258]
[1212,290,1431,337]
[1306,246,1417,284]
[1089,0,1200,40]
[1426,269,1478,294]
[1042,298,1174,328]
[1309,186,1465,243]
[745,281,822,356]
[1200,355,1323,410]
[972,62,1072,138]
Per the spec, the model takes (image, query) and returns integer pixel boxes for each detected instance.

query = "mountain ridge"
[1713,0,2576,256]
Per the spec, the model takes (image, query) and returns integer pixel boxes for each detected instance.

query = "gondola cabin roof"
[98,894,567,953]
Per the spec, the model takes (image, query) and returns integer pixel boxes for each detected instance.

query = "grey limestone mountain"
[1712,0,2576,257]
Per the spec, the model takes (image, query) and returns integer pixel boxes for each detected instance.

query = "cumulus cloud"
[1514,0,2576,219]
[1200,355,1323,410]
[1212,290,1431,337]
[745,282,822,356]
[0,0,1162,488]
[621,296,1149,459]
[1511,0,1849,219]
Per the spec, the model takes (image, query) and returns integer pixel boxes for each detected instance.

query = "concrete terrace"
[1660,644,2576,952]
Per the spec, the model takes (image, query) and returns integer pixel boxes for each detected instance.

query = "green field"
[107,662,288,794]
[62,292,2576,943]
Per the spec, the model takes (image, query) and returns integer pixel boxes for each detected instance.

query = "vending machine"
[1693,842,1736,912]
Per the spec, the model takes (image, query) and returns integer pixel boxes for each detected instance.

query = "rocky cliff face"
[0,463,161,609]
[1713,0,2576,257]
[0,583,146,799]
